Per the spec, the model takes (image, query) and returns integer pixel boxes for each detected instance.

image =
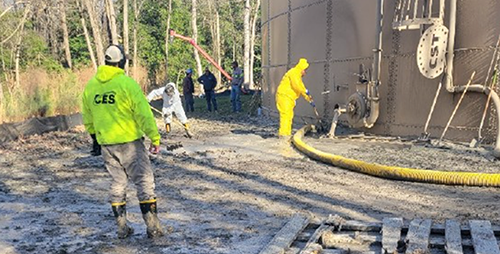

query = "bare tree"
[14,5,30,87]
[105,0,118,44]
[123,0,129,73]
[132,0,145,79]
[191,0,202,76]
[76,0,97,70]
[243,0,251,90]
[84,0,104,65]
[206,0,221,86]
[215,5,221,86]
[59,0,72,69]
[249,0,260,89]
[164,0,172,80]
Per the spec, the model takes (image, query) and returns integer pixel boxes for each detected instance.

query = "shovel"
[312,105,326,133]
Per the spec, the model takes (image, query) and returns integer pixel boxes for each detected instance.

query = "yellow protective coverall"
[276,58,312,136]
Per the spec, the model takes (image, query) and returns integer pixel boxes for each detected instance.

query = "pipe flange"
[346,92,367,127]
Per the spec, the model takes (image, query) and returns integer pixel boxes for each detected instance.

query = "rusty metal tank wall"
[261,0,500,142]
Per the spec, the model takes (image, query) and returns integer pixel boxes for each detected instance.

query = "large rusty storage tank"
[261,0,500,152]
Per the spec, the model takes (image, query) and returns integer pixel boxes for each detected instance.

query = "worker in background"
[82,45,164,239]
[182,68,195,112]
[147,82,193,138]
[197,67,218,112]
[230,61,244,112]
[276,58,314,138]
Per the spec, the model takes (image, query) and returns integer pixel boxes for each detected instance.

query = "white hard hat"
[105,45,125,63]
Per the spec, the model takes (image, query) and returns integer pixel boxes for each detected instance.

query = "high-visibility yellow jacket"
[276,59,312,102]
[82,65,160,146]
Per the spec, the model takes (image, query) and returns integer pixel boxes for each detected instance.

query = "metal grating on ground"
[260,214,500,254]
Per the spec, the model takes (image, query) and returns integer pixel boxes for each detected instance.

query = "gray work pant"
[101,139,156,203]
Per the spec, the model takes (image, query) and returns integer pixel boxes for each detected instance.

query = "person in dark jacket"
[197,67,218,112]
[182,68,195,112]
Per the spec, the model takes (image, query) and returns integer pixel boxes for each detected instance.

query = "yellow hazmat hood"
[295,58,309,71]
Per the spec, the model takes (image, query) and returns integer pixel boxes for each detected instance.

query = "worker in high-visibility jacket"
[276,58,314,138]
[82,44,163,239]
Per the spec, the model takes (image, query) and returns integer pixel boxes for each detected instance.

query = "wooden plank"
[469,220,500,254]
[299,224,330,254]
[381,217,403,254]
[433,223,500,235]
[445,219,463,254]
[327,220,382,232]
[405,219,432,254]
[296,231,313,242]
[259,214,310,254]
[313,232,477,247]
[328,219,500,235]
[321,250,376,254]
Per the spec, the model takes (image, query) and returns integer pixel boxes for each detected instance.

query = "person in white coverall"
[147,82,192,138]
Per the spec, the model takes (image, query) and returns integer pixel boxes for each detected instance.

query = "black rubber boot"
[90,134,101,156]
[112,204,134,239]
[140,201,164,238]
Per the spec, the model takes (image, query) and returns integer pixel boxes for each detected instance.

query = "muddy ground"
[0,98,499,254]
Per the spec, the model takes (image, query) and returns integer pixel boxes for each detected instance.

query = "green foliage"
[67,6,92,68]
[165,0,201,81]
[21,30,63,72]
[69,36,92,68]
[137,1,169,83]
[0,0,261,122]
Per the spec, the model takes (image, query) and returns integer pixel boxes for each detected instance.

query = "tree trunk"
[214,1,221,86]
[249,0,260,89]
[133,0,140,79]
[105,0,119,44]
[191,0,202,76]
[164,0,172,80]
[123,0,129,73]
[0,46,4,107]
[77,0,97,70]
[207,1,221,86]
[84,0,104,65]
[49,11,59,58]
[59,0,72,69]
[14,6,30,87]
[243,0,251,90]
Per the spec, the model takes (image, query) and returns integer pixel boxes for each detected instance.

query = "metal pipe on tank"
[364,0,384,128]
[444,0,500,157]
[443,0,456,93]
[373,0,383,86]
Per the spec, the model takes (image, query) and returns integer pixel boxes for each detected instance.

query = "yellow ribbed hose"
[292,125,500,187]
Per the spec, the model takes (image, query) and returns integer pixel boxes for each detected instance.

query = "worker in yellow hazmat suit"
[276,58,314,137]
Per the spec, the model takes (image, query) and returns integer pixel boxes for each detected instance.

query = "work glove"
[306,89,311,96]
[90,134,101,156]
[149,144,160,154]
[310,101,316,108]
